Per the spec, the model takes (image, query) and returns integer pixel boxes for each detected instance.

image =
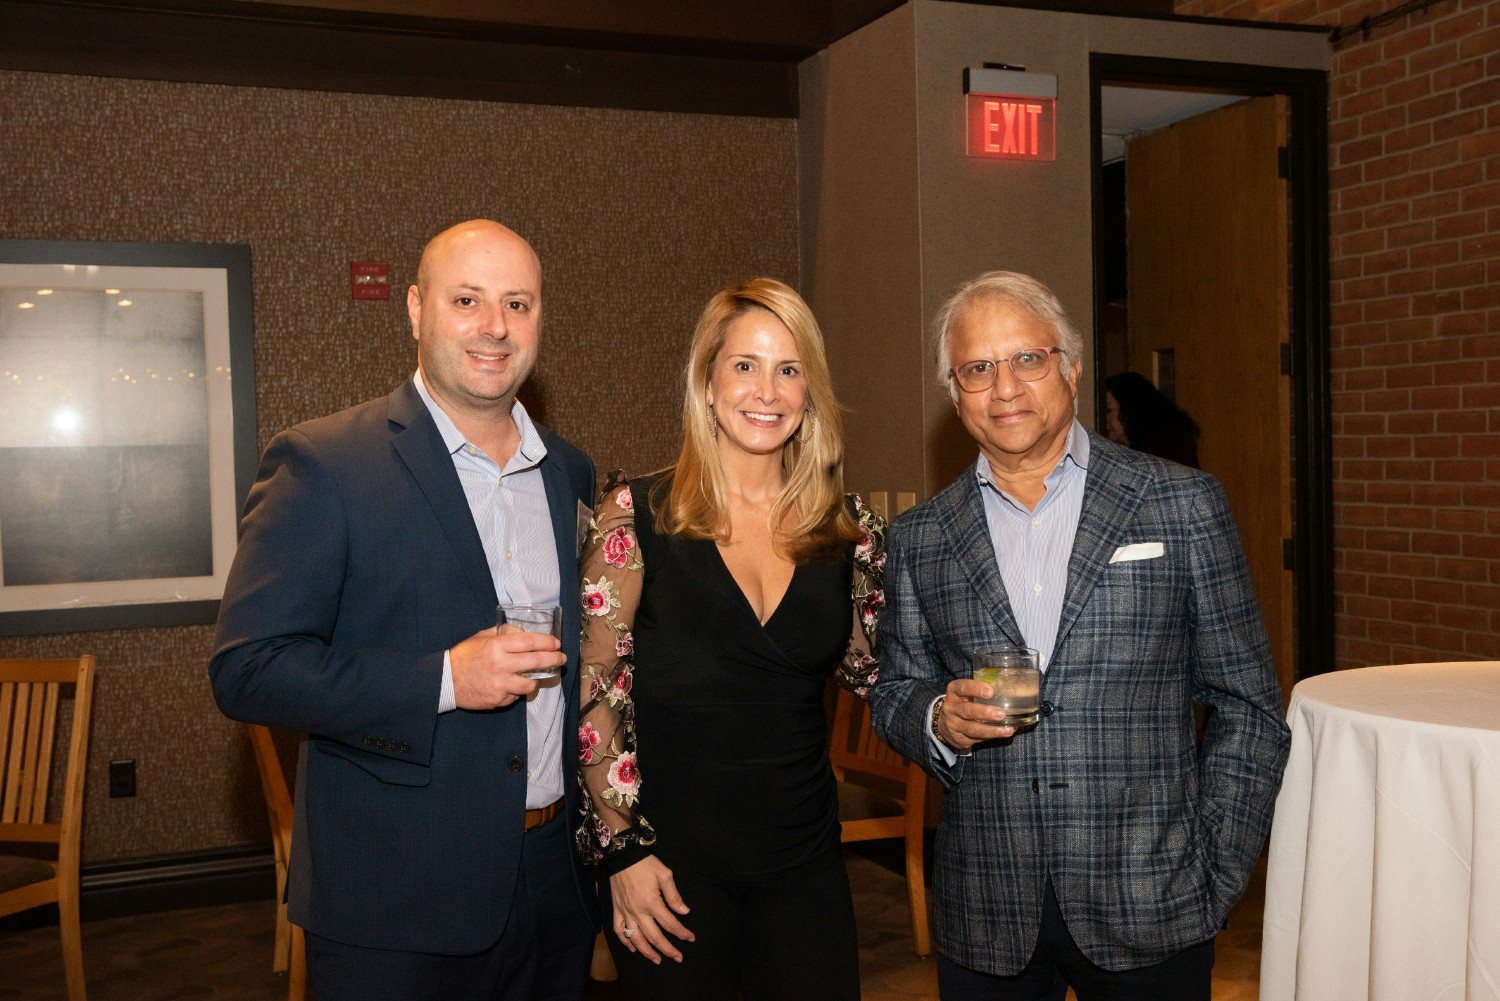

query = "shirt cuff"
[929,694,961,765]
[439,650,456,714]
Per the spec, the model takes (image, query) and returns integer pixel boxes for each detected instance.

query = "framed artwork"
[0,239,256,635]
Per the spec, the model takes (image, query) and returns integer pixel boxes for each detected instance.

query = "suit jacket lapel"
[538,438,582,674]
[386,382,498,609]
[1055,435,1152,652]
[933,473,1026,647]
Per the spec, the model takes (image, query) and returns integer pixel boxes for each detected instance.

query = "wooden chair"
[829,685,931,956]
[0,655,96,1001]
[248,724,307,1001]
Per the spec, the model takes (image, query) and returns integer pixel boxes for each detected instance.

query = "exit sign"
[964,67,1057,161]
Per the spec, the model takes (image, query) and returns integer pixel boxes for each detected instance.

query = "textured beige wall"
[798,4,927,502]
[0,69,799,863]
[801,0,1329,497]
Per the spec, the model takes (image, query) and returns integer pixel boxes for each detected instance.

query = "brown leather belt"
[523,798,563,831]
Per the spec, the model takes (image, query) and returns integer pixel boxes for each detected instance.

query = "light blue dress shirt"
[415,371,564,809]
[932,419,1091,761]
[975,419,1090,674]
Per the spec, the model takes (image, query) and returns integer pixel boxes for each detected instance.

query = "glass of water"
[972,647,1041,727]
[497,604,563,679]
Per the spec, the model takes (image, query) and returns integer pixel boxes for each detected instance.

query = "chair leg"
[272,864,291,973]
[289,923,307,1001]
[58,886,87,1001]
[906,862,932,957]
[905,815,932,956]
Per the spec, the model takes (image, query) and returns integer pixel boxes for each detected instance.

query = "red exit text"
[967,94,1056,161]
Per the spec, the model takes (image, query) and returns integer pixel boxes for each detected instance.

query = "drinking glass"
[972,647,1041,727]
[497,603,563,679]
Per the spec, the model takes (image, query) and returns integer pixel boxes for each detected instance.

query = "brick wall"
[1175,0,1499,667]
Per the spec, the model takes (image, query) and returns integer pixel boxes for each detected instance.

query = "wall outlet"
[108,758,136,798]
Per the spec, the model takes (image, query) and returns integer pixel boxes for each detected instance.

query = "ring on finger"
[622,926,637,939]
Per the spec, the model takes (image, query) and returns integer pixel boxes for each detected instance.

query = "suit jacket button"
[363,736,374,746]
[399,741,411,753]
[508,756,524,773]
[1040,700,1055,716]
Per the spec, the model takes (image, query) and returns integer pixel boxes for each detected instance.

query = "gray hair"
[932,271,1084,399]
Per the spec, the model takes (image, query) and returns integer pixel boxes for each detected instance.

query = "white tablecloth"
[1261,662,1500,1001]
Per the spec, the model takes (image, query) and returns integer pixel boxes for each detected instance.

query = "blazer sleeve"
[869,513,964,786]
[1186,476,1292,904]
[208,426,444,767]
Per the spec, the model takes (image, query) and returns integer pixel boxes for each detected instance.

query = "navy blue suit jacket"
[210,379,597,954]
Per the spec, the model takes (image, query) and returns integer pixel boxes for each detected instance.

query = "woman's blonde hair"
[655,278,860,561]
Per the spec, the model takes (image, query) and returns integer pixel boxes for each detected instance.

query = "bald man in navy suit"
[211,220,598,1000]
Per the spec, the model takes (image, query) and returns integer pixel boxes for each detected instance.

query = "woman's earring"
[709,407,719,439]
[796,408,816,444]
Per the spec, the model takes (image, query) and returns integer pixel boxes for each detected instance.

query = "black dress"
[575,473,885,1001]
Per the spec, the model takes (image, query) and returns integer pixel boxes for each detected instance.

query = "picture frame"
[0,239,257,635]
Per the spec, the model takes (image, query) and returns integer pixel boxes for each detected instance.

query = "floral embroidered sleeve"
[575,472,657,871]
[834,494,887,699]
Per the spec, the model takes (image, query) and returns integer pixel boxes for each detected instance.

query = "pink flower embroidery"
[615,487,633,510]
[609,666,633,700]
[582,578,617,617]
[859,590,885,627]
[855,530,876,561]
[616,631,634,658]
[602,527,636,569]
[578,722,602,764]
[608,753,641,797]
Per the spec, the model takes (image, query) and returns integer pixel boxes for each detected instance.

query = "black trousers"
[306,815,594,1001]
[602,850,860,1001]
[937,881,1215,1001]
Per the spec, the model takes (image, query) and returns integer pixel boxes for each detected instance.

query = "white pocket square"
[1109,542,1164,564]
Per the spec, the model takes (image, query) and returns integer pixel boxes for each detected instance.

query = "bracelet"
[932,695,960,751]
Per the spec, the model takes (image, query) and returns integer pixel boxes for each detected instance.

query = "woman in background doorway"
[1104,370,1201,469]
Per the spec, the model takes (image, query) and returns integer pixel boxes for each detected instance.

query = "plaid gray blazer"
[870,431,1289,974]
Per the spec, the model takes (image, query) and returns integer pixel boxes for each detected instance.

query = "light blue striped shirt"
[416,372,564,809]
[932,420,1090,761]
[975,419,1091,673]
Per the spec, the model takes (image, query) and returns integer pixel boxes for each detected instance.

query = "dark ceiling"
[225,0,912,60]
[0,0,1175,116]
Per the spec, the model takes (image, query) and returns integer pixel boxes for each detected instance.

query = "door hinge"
[1283,538,1296,571]
[1280,342,1293,377]
[1277,145,1290,180]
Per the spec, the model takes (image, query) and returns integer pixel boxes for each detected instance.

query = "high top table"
[1260,661,1500,1001]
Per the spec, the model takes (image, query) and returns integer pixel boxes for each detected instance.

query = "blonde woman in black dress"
[575,278,885,1001]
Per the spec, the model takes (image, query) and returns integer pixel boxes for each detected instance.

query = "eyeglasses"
[949,347,1066,393]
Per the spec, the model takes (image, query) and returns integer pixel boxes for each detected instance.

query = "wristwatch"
[932,695,960,752]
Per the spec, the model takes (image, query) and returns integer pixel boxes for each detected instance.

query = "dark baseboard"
[0,846,276,933]
[80,845,277,922]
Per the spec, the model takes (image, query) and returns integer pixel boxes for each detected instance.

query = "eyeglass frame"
[949,347,1067,393]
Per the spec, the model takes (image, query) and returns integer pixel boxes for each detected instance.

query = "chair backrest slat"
[2,682,34,823]
[31,682,61,823]
[829,687,908,785]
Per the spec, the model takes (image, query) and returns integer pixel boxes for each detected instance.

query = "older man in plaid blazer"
[870,272,1289,1001]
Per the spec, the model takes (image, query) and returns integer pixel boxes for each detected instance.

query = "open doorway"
[1089,54,1332,697]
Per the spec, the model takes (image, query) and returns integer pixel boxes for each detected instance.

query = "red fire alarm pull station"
[350,262,391,300]
[964,66,1057,161]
